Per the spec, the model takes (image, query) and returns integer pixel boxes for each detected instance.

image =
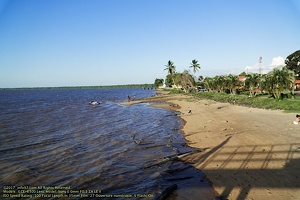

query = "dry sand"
[123,90,300,200]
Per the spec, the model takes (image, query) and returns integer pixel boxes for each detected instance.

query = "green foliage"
[168,88,185,94]
[193,91,300,112]
[203,67,295,99]
[285,50,300,76]
[239,71,247,76]
[196,82,204,87]
[245,73,261,97]
[264,66,295,99]
[154,78,164,88]
[159,56,300,112]
[203,74,242,94]
[165,74,174,87]
[173,70,196,93]
[226,74,240,94]
[164,60,176,87]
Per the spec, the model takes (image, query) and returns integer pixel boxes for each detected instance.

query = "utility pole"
[258,55,263,74]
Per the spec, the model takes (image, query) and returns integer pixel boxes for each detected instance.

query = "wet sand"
[123,90,300,200]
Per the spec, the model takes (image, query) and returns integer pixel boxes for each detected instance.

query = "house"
[238,76,246,83]
[238,76,246,88]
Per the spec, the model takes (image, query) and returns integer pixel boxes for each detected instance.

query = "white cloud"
[245,64,259,74]
[270,56,285,66]
[244,56,285,74]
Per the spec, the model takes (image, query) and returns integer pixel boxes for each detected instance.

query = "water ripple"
[0,88,214,199]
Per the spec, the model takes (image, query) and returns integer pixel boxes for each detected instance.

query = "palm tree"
[164,60,176,87]
[189,59,201,74]
[265,66,295,99]
[280,67,295,94]
[226,74,240,95]
[214,75,226,92]
[204,77,214,92]
[245,73,260,97]
[164,60,176,76]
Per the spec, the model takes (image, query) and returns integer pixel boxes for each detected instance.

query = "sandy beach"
[123,90,300,200]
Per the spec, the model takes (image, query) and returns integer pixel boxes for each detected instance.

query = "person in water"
[127,95,131,102]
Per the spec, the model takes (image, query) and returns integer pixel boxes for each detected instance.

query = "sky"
[0,0,300,88]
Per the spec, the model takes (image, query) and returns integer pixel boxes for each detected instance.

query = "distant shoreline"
[0,84,154,90]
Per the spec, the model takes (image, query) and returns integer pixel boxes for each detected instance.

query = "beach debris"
[131,132,143,144]
[169,104,179,107]
[154,184,178,200]
[185,132,198,137]
[133,138,142,145]
[188,109,192,114]
[131,132,154,145]
[217,106,227,109]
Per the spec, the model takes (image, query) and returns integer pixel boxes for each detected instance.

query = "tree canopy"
[173,70,196,93]
[263,66,295,99]
[154,78,164,88]
[285,50,300,77]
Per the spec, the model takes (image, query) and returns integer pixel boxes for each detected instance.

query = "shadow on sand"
[176,136,300,200]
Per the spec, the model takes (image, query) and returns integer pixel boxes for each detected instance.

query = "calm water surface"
[0,88,215,199]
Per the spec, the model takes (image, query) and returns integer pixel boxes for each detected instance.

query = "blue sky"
[0,0,299,88]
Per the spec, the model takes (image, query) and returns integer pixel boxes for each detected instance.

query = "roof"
[238,76,246,82]
[295,80,300,84]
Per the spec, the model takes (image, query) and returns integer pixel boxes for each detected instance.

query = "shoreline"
[123,90,300,200]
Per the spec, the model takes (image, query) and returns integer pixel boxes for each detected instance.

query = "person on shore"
[293,114,300,125]
[128,95,131,102]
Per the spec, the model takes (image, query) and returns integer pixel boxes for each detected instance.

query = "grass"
[167,88,300,113]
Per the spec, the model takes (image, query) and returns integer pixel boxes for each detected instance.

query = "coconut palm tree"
[214,75,226,92]
[280,67,295,93]
[245,73,260,97]
[226,74,240,95]
[204,77,214,92]
[164,60,176,76]
[164,60,176,87]
[265,66,295,99]
[189,59,201,74]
